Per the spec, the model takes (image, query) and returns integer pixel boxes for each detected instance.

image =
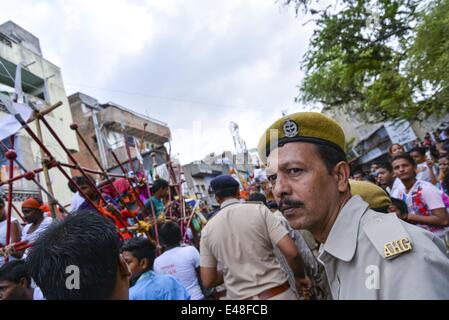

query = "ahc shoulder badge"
[384,237,412,260]
[283,119,299,138]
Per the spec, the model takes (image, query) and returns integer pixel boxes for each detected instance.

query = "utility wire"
[65,82,273,112]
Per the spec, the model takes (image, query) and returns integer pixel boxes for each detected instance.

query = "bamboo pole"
[34,112,58,219]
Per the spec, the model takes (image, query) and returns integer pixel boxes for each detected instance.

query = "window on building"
[106,130,125,150]
[0,33,12,47]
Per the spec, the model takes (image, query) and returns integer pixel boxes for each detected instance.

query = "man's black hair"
[215,187,239,199]
[313,144,347,175]
[67,181,77,193]
[442,141,449,154]
[409,146,427,156]
[120,237,156,270]
[0,196,4,206]
[352,170,365,177]
[159,221,182,247]
[152,179,169,194]
[390,198,409,215]
[372,205,390,214]
[391,153,416,167]
[72,175,95,186]
[0,260,31,287]
[248,192,267,206]
[267,200,279,210]
[26,210,121,300]
[378,161,393,172]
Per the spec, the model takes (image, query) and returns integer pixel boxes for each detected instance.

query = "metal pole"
[34,113,58,219]
[110,150,160,248]
[70,124,124,205]
[10,202,25,223]
[122,127,137,174]
[4,144,15,263]
[0,141,67,214]
[92,108,109,169]
[26,110,108,206]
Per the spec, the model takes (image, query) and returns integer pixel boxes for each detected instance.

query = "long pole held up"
[34,112,58,219]
[0,140,67,215]
[5,136,16,263]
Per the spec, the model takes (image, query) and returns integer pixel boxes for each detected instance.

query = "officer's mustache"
[279,198,305,211]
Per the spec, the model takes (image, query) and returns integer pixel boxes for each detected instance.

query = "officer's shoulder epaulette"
[362,210,413,260]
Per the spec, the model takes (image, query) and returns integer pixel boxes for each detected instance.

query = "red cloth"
[22,198,44,210]
[113,178,130,194]
[102,184,117,199]
[96,199,132,240]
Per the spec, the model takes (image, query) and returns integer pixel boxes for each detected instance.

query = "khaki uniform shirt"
[200,198,289,300]
[319,195,449,300]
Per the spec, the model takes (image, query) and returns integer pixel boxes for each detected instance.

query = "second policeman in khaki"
[199,175,309,300]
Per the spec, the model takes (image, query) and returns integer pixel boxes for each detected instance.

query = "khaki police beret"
[257,112,346,165]
[349,180,392,209]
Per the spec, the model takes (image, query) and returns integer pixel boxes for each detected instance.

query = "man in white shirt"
[376,161,404,197]
[68,180,84,212]
[154,221,204,300]
[392,153,449,239]
[409,147,438,184]
[20,197,53,259]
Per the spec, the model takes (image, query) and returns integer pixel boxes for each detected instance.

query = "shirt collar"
[220,198,240,208]
[135,270,155,284]
[320,195,369,262]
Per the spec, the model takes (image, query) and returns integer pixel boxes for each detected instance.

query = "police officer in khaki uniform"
[258,112,449,299]
[199,175,309,300]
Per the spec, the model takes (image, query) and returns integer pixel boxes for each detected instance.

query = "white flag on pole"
[133,137,144,165]
[0,99,32,141]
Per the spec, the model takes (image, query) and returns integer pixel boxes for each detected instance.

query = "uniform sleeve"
[385,251,449,299]
[264,206,288,245]
[422,184,446,210]
[199,230,217,267]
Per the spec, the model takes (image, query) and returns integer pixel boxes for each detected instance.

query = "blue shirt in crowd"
[129,270,191,300]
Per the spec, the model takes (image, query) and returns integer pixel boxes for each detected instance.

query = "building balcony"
[98,102,171,145]
[188,163,222,178]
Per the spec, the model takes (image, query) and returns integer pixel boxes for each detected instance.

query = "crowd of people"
[350,130,449,249]
[1,112,449,300]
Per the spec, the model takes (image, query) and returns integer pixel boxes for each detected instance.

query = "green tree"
[286,0,449,122]
[407,0,449,119]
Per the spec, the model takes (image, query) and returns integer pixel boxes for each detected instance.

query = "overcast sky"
[1,0,318,164]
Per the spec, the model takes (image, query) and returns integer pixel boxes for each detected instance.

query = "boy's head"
[27,210,130,300]
[120,238,156,282]
[159,221,182,249]
[152,179,169,198]
[0,260,32,300]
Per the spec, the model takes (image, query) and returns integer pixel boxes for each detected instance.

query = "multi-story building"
[68,92,172,179]
[324,108,449,168]
[182,150,256,206]
[0,21,79,207]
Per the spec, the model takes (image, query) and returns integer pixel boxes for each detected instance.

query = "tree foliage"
[287,0,449,122]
